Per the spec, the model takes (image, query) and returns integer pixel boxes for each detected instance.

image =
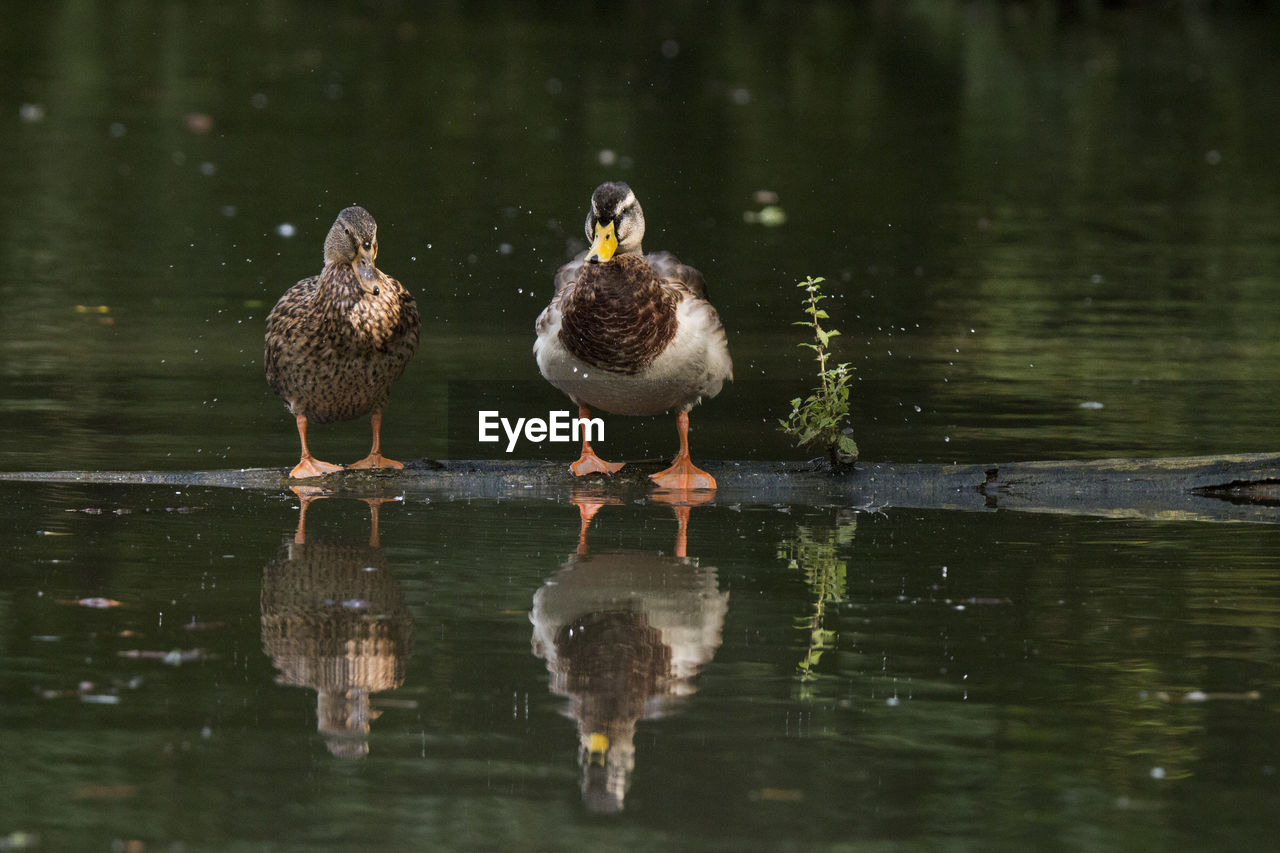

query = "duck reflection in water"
[260,488,414,759]
[530,491,729,813]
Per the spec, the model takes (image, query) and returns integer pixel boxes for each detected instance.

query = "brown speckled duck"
[265,206,420,479]
[534,182,732,490]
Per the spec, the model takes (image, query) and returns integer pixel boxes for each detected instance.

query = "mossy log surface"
[2,453,1279,523]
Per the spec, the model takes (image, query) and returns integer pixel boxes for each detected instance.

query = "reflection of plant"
[779,514,856,699]
[778,276,858,470]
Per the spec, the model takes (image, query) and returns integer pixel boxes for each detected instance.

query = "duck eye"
[362,239,372,250]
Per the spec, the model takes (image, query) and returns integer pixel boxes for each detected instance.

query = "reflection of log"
[3,453,1280,522]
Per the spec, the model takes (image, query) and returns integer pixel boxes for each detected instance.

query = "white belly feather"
[535,298,731,416]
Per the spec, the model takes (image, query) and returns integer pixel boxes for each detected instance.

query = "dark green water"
[2,2,1280,850]
[3,486,1279,851]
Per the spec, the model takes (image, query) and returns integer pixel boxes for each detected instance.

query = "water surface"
[3,485,1279,850]
[2,3,1280,851]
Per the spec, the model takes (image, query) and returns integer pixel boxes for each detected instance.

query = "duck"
[265,206,420,479]
[534,182,732,490]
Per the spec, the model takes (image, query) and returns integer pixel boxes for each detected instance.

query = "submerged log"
[1,453,1278,523]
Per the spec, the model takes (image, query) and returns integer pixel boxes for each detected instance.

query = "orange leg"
[649,411,716,490]
[569,404,624,476]
[349,411,404,470]
[671,504,690,558]
[362,498,389,548]
[289,415,344,479]
[289,485,331,544]
[649,489,712,554]
[573,497,608,556]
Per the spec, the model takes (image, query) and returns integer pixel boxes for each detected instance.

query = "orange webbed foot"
[648,455,717,491]
[289,455,345,479]
[347,453,404,471]
[569,449,625,477]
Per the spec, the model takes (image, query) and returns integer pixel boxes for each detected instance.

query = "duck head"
[323,205,379,282]
[585,182,645,263]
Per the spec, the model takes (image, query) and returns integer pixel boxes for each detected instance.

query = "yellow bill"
[587,732,610,764]
[587,220,618,262]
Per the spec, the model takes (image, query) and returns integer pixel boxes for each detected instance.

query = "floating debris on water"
[749,788,804,803]
[117,649,208,666]
[743,205,787,227]
[184,112,214,134]
[72,784,138,800]
[1150,689,1261,703]
[182,621,226,632]
[0,830,40,849]
[60,597,125,609]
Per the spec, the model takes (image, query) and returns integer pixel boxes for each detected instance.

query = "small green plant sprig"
[778,276,858,470]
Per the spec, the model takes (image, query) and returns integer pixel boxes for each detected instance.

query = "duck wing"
[553,250,590,298]
[646,250,708,301]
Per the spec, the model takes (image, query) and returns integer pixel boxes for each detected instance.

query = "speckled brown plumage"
[265,206,420,477]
